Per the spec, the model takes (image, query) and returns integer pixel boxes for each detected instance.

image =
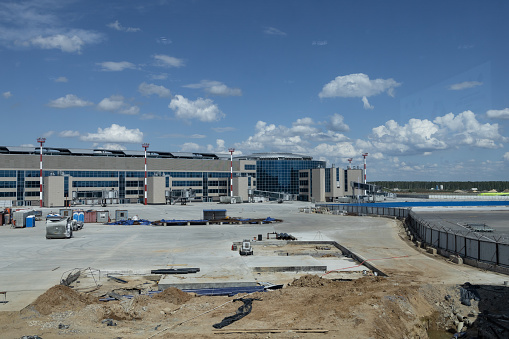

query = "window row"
[72,181,119,188]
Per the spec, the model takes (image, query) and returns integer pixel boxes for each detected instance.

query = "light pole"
[362,153,368,196]
[228,148,235,197]
[142,143,149,205]
[37,137,46,207]
[347,158,353,169]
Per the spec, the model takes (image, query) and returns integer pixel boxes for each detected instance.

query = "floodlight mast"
[228,148,235,197]
[37,138,46,207]
[142,143,150,205]
[347,158,353,169]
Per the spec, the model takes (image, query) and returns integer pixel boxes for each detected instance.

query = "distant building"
[298,167,364,202]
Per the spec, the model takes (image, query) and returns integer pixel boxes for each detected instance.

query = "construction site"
[1,201,508,338]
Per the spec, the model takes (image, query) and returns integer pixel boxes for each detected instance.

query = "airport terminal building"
[0,146,364,207]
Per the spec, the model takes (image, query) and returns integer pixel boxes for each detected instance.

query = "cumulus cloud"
[97,95,140,115]
[107,20,140,32]
[97,61,137,72]
[80,124,143,143]
[153,54,185,68]
[326,114,350,132]
[318,73,401,107]
[180,142,201,152]
[138,82,171,97]
[264,26,287,36]
[169,95,224,122]
[448,81,483,90]
[487,108,509,119]
[206,139,227,153]
[236,118,348,153]
[183,80,242,96]
[48,94,93,108]
[3,91,12,98]
[59,130,80,137]
[369,110,505,155]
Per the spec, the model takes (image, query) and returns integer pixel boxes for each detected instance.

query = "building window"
[244,164,256,170]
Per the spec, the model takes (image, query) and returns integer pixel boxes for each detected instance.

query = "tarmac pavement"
[1,201,507,311]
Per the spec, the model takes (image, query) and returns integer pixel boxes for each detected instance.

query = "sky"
[1,0,509,182]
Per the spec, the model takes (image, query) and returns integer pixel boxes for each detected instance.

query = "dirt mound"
[288,274,334,287]
[152,287,193,304]
[30,285,95,315]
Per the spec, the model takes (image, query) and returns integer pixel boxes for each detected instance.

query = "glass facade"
[255,159,325,194]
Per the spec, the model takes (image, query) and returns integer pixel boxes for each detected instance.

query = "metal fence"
[407,211,509,267]
[316,203,509,268]
[316,203,409,218]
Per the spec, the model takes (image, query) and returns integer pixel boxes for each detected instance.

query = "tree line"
[369,181,509,192]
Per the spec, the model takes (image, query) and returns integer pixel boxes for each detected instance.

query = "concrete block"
[450,255,463,265]
[427,247,437,255]
[416,241,421,248]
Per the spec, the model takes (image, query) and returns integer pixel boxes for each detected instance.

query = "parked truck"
[239,239,253,256]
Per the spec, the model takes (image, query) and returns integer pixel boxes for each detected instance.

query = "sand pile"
[152,287,193,304]
[30,285,95,315]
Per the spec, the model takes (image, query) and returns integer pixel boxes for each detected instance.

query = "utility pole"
[228,148,235,197]
[142,143,149,205]
[37,137,46,207]
[362,153,368,196]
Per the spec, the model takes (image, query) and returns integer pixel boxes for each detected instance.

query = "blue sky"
[1,0,509,181]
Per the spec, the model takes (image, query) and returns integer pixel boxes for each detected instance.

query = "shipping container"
[96,210,109,223]
[84,210,97,223]
[115,210,128,221]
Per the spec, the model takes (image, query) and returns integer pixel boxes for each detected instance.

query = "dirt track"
[2,219,509,338]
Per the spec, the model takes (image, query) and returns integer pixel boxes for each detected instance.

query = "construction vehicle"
[45,214,73,239]
[239,239,253,256]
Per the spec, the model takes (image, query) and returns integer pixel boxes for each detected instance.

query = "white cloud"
[0,2,103,53]
[487,108,509,119]
[180,142,201,152]
[157,37,172,45]
[206,139,227,153]
[184,80,242,96]
[3,91,12,98]
[59,130,80,138]
[448,81,483,90]
[138,82,171,97]
[312,41,328,46]
[48,94,93,108]
[369,110,506,156]
[107,20,140,32]
[97,61,137,71]
[362,96,374,109]
[54,76,68,83]
[213,127,236,133]
[318,73,401,106]
[97,95,140,115]
[30,30,103,53]
[264,27,287,36]
[153,54,185,68]
[504,152,509,161]
[80,124,143,143]
[236,118,347,153]
[150,73,168,80]
[42,130,54,138]
[169,95,224,122]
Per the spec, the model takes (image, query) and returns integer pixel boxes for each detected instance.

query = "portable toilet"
[115,210,128,221]
[78,211,85,224]
[26,215,35,228]
[72,211,80,222]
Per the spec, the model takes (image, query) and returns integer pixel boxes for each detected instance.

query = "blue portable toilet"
[78,211,85,223]
[73,211,79,222]
[26,215,35,228]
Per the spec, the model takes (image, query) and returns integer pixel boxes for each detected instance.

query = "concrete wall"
[147,176,165,204]
[233,177,249,202]
[44,176,64,207]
